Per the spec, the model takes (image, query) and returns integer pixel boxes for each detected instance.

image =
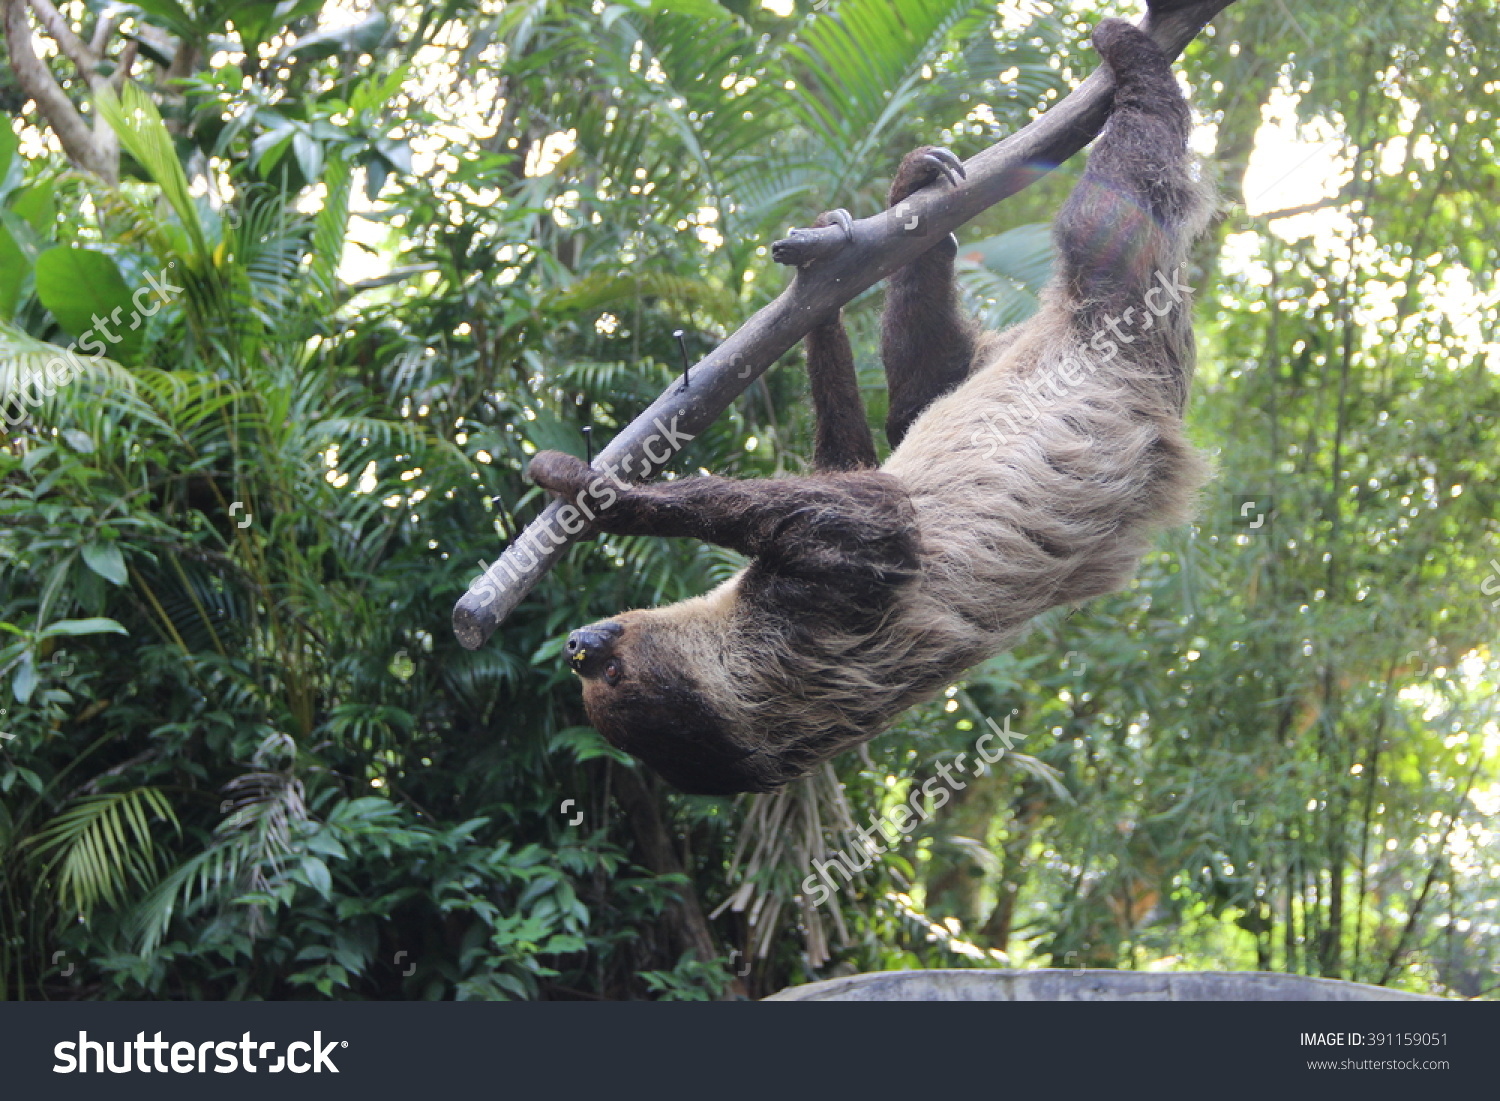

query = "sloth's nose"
[566,622,623,673]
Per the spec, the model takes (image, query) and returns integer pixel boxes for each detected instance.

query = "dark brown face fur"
[567,616,769,795]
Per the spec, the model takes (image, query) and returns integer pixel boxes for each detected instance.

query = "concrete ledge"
[764,969,1440,1001]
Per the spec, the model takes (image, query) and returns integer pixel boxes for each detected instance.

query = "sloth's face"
[564,610,768,795]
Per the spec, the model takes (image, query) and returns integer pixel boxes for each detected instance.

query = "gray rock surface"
[764,969,1439,1001]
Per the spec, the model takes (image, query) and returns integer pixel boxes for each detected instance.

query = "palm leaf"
[132,762,309,953]
[27,788,179,921]
[93,82,208,263]
[956,223,1055,330]
[779,0,996,194]
[309,154,353,298]
[0,320,135,413]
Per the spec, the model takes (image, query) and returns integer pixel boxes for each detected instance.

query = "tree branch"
[87,9,116,56]
[1375,754,1484,987]
[453,0,1239,649]
[28,0,96,75]
[1251,191,1352,221]
[110,39,138,91]
[2,0,116,179]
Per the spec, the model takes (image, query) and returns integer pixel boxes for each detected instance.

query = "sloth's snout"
[566,621,623,677]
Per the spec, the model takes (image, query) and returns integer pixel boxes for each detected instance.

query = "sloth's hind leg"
[1054,20,1205,312]
[880,146,980,450]
[1052,20,1212,413]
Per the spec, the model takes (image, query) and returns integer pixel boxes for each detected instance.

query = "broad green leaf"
[39,617,129,638]
[12,652,35,703]
[34,247,145,366]
[80,543,129,586]
[0,118,18,198]
[252,127,295,174]
[286,13,389,60]
[126,0,196,40]
[0,224,26,319]
[234,0,324,60]
[60,428,94,453]
[292,130,323,185]
[300,855,333,898]
[11,181,56,233]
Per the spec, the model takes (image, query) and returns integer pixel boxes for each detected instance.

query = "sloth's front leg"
[529,450,914,575]
[804,210,878,473]
[529,450,818,558]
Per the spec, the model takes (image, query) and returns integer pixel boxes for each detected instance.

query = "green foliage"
[28,788,178,920]
[33,248,145,365]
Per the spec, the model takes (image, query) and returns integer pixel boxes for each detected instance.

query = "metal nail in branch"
[452,0,1239,650]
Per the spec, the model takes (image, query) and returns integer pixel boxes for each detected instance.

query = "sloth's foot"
[771,207,855,267]
[1092,17,1171,77]
[887,145,965,206]
[529,449,592,499]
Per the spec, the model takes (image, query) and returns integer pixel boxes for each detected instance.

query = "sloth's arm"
[881,147,980,449]
[805,310,878,472]
[802,210,877,473]
[529,451,912,576]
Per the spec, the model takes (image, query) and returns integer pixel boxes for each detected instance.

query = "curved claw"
[815,208,855,243]
[922,148,966,188]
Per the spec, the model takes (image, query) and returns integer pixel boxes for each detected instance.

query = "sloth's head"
[563,603,774,795]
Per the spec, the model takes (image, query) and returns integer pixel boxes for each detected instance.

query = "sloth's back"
[881,299,1206,655]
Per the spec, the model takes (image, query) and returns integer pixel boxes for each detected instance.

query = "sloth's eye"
[603,658,623,686]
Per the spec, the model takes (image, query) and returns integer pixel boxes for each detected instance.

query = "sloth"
[529,16,1215,795]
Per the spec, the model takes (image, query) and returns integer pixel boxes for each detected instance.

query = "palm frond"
[711,764,860,970]
[26,788,179,922]
[309,154,352,299]
[549,271,738,324]
[131,756,309,953]
[779,0,996,195]
[956,222,1054,330]
[93,82,208,263]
